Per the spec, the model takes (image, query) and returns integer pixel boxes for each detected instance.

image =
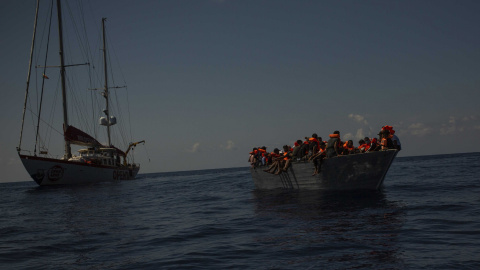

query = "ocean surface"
[1,152,479,269]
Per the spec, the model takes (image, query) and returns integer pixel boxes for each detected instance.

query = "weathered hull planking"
[251,150,398,190]
[19,154,139,186]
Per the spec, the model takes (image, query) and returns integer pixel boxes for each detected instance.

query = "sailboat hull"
[19,154,139,186]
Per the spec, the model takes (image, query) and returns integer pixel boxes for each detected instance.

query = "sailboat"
[17,0,144,185]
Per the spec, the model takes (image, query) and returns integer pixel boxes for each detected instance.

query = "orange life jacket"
[381,138,388,147]
[329,134,340,138]
[270,152,280,158]
[283,152,290,161]
[358,143,368,150]
[309,137,320,149]
[343,142,354,151]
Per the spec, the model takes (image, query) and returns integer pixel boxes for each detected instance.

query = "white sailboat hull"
[19,154,139,186]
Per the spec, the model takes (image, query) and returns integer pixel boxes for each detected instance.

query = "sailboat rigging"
[18,0,143,185]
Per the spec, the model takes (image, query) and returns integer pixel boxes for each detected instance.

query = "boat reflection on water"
[251,189,406,269]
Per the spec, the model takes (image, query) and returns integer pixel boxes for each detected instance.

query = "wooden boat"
[251,149,398,190]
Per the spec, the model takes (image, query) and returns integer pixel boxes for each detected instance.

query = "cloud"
[408,123,432,136]
[462,115,477,122]
[440,116,456,135]
[187,142,200,153]
[348,114,368,125]
[220,140,235,150]
[343,129,364,141]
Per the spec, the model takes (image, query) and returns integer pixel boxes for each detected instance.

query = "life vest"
[343,142,354,151]
[358,143,368,151]
[303,141,309,155]
[283,152,291,161]
[329,134,340,138]
[270,152,280,158]
[308,137,320,153]
[381,138,388,147]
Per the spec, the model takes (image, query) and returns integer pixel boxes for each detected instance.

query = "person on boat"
[342,140,355,155]
[281,145,293,173]
[263,148,282,174]
[391,130,402,150]
[364,137,371,151]
[297,138,310,160]
[380,130,395,150]
[307,133,320,158]
[366,137,380,152]
[358,139,368,153]
[248,148,258,168]
[326,131,341,158]
[263,146,292,175]
[258,146,267,166]
[309,141,326,175]
[292,140,304,160]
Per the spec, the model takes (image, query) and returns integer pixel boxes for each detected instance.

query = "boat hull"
[19,154,139,186]
[251,150,398,190]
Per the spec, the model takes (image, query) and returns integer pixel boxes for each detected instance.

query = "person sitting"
[263,147,291,175]
[309,141,326,175]
[307,133,320,159]
[291,140,304,160]
[342,140,355,155]
[281,145,293,173]
[364,137,371,152]
[326,131,341,158]
[297,138,310,160]
[367,138,380,152]
[258,146,267,166]
[358,139,368,153]
[391,130,401,150]
[380,130,395,150]
[263,148,281,174]
[248,147,258,168]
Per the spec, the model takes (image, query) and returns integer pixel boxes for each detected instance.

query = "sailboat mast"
[56,0,72,158]
[102,18,111,147]
[18,0,40,152]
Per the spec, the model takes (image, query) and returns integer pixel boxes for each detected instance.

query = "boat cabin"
[69,147,124,167]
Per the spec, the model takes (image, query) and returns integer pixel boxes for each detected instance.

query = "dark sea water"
[1,153,479,269]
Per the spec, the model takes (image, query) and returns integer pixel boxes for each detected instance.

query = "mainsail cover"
[64,125,102,147]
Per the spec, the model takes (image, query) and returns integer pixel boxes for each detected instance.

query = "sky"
[1,0,479,183]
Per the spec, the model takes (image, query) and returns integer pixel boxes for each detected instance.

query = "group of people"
[248,125,401,175]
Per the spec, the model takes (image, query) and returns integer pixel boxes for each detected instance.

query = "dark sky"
[1,0,479,181]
